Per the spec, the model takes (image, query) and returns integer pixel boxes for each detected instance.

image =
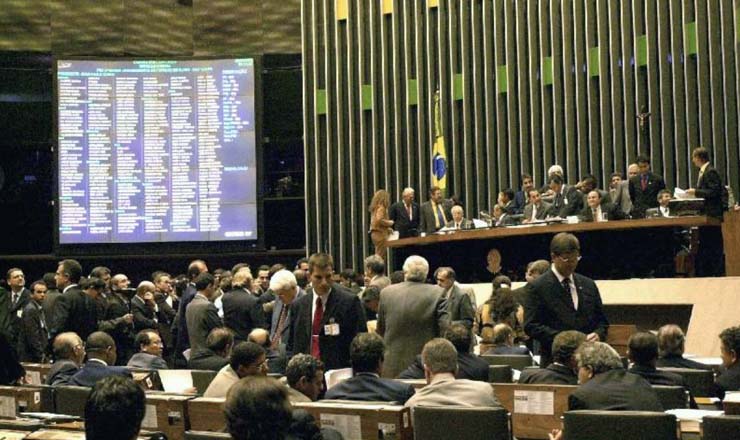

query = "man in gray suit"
[434,267,474,330]
[522,189,552,223]
[268,270,304,355]
[419,186,451,234]
[609,172,633,217]
[363,255,391,291]
[376,256,449,378]
[185,273,222,352]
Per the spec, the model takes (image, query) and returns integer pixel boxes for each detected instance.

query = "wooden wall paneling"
[446,0,461,199]
[424,1,438,200]
[322,0,337,256]
[694,0,713,155]
[471,0,488,211]
[683,0,699,185]
[301,0,315,253]
[413,0,427,193]
[609,0,626,175]
[390,0,405,197]
[721,0,740,196]
[369,0,381,194]
[437,0,452,198]
[357,0,370,257]
[573,0,588,180]
[547,0,563,175]
[482,0,498,208]
[670,0,689,188]
[529,0,544,186]
[344,0,358,265]
[561,0,576,174]
[333,0,347,264]
[379,0,393,195]
[514,0,530,186]
[644,0,662,171]
[656,0,675,187]
[311,0,324,252]
[401,0,416,192]
[585,0,600,178]
[595,0,612,187]
[620,0,637,164]
[504,0,519,187]
[632,0,649,157]
[493,0,508,192]
[459,0,474,210]
[707,0,728,181]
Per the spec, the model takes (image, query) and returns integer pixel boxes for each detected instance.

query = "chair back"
[53,385,92,417]
[652,385,688,410]
[489,365,513,383]
[658,367,715,397]
[413,406,510,440]
[185,431,232,440]
[480,354,533,370]
[191,370,218,394]
[702,415,740,440]
[563,410,677,440]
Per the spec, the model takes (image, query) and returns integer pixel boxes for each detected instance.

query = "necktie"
[641,174,648,191]
[435,204,445,228]
[697,170,704,187]
[11,293,17,308]
[271,304,289,348]
[407,204,412,220]
[311,297,324,359]
[562,278,578,310]
[592,208,598,221]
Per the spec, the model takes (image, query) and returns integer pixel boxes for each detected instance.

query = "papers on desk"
[665,409,724,433]
[158,369,194,393]
[20,412,79,422]
[674,187,690,199]
[325,368,353,389]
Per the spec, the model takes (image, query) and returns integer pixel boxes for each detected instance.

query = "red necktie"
[311,297,323,359]
[641,174,648,191]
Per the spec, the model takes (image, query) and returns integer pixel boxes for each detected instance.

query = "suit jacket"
[550,185,584,218]
[519,363,578,385]
[629,172,666,218]
[523,201,552,222]
[131,295,159,332]
[288,284,367,371]
[712,362,740,400]
[188,348,229,371]
[645,206,671,218]
[655,355,712,371]
[270,289,306,348]
[50,286,98,343]
[419,201,451,234]
[389,201,420,238]
[513,190,528,215]
[19,300,48,362]
[185,294,222,352]
[154,292,176,354]
[445,284,474,329]
[377,281,449,378]
[578,202,625,222]
[404,376,501,409]
[695,164,724,218]
[127,352,169,370]
[568,369,663,411]
[46,359,79,386]
[98,292,135,366]
[368,276,391,291]
[41,289,61,333]
[523,269,609,366]
[70,359,132,387]
[7,288,31,350]
[203,364,239,398]
[483,345,530,356]
[444,218,474,230]
[325,372,416,404]
[610,180,633,216]
[222,288,266,343]
[175,283,197,354]
[495,213,517,227]
[397,352,489,382]
[629,364,686,387]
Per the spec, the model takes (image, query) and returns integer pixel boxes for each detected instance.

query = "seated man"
[249,328,287,375]
[712,325,740,400]
[398,322,489,381]
[283,353,325,403]
[444,205,474,230]
[568,342,662,411]
[46,332,86,386]
[578,190,624,222]
[519,330,585,385]
[627,332,687,387]
[189,327,233,371]
[325,333,415,404]
[204,341,267,397]
[85,376,145,440]
[71,332,132,387]
[127,330,169,370]
[522,189,552,223]
[405,338,502,410]
[655,324,712,370]
[645,189,672,218]
[483,323,529,355]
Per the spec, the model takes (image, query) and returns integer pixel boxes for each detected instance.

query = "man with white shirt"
[70,331,132,387]
[5,268,31,352]
[131,281,159,332]
[50,260,100,343]
[646,189,672,218]
[578,191,624,222]
[522,189,552,223]
[444,205,474,230]
[523,233,609,366]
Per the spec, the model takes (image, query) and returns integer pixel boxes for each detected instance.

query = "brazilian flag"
[432,90,447,194]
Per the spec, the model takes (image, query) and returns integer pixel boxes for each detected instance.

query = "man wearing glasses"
[523,232,609,367]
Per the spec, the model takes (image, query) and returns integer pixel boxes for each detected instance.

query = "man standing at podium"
[687,146,725,277]
[524,233,609,366]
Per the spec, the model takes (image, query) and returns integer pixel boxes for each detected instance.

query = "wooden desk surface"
[388,216,720,248]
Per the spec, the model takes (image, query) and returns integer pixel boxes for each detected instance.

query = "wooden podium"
[722,210,740,276]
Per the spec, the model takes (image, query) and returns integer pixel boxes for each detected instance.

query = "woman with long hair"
[369,189,394,258]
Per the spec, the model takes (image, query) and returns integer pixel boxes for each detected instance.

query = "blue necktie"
[436,205,445,227]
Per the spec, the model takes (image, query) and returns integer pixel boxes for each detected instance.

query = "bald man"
[249,328,287,375]
[131,281,160,332]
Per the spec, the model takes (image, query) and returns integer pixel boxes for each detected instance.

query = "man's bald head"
[248,328,270,349]
[53,332,85,364]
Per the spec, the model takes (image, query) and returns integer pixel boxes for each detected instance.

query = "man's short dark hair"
[308,252,334,272]
[153,271,171,284]
[43,272,57,289]
[657,324,685,357]
[521,173,532,183]
[636,154,650,165]
[719,326,740,357]
[269,264,286,278]
[231,262,250,274]
[135,330,157,351]
[364,255,386,275]
[502,188,515,201]
[86,331,115,356]
[611,172,623,180]
[187,259,206,280]
[89,266,111,279]
[85,376,145,440]
[296,257,308,268]
[527,260,551,278]
[362,286,380,303]
[692,146,710,162]
[550,232,580,256]
[657,189,671,200]
[429,186,441,197]
[194,272,215,291]
[81,277,106,291]
[30,280,45,292]
[434,267,456,281]
[258,265,270,273]
[350,333,385,373]
[225,376,292,440]
[390,270,405,284]
[444,323,472,354]
[285,354,325,388]
[230,342,266,371]
[207,328,234,353]
[552,331,587,364]
[340,268,357,282]
[628,332,660,365]
[548,175,564,185]
[59,259,83,283]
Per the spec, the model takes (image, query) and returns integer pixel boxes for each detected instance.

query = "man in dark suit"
[645,189,672,218]
[50,261,99,344]
[325,333,415,404]
[153,271,176,365]
[40,273,61,331]
[398,323,488,381]
[656,324,712,370]
[522,189,552,223]
[628,154,666,218]
[523,233,609,366]
[71,331,132,387]
[189,327,232,371]
[434,267,474,329]
[712,325,740,400]
[547,175,583,218]
[493,204,517,227]
[419,186,451,234]
[627,332,689,388]
[127,330,169,370]
[519,330,585,385]
[687,146,725,276]
[578,190,625,222]
[389,187,420,238]
[174,259,208,365]
[185,272,222,352]
[513,173,535,215]
[498,189,517,215]
[97,282,135,366]
[483,323,530,355]
[18,280,48,362]
[46,332,85,386]
[222,270,265,343]
[130,281,159,332]
[269,269,305,354]
[6,268,31,352]
[288,253,367,372]
[568,342,663,411]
